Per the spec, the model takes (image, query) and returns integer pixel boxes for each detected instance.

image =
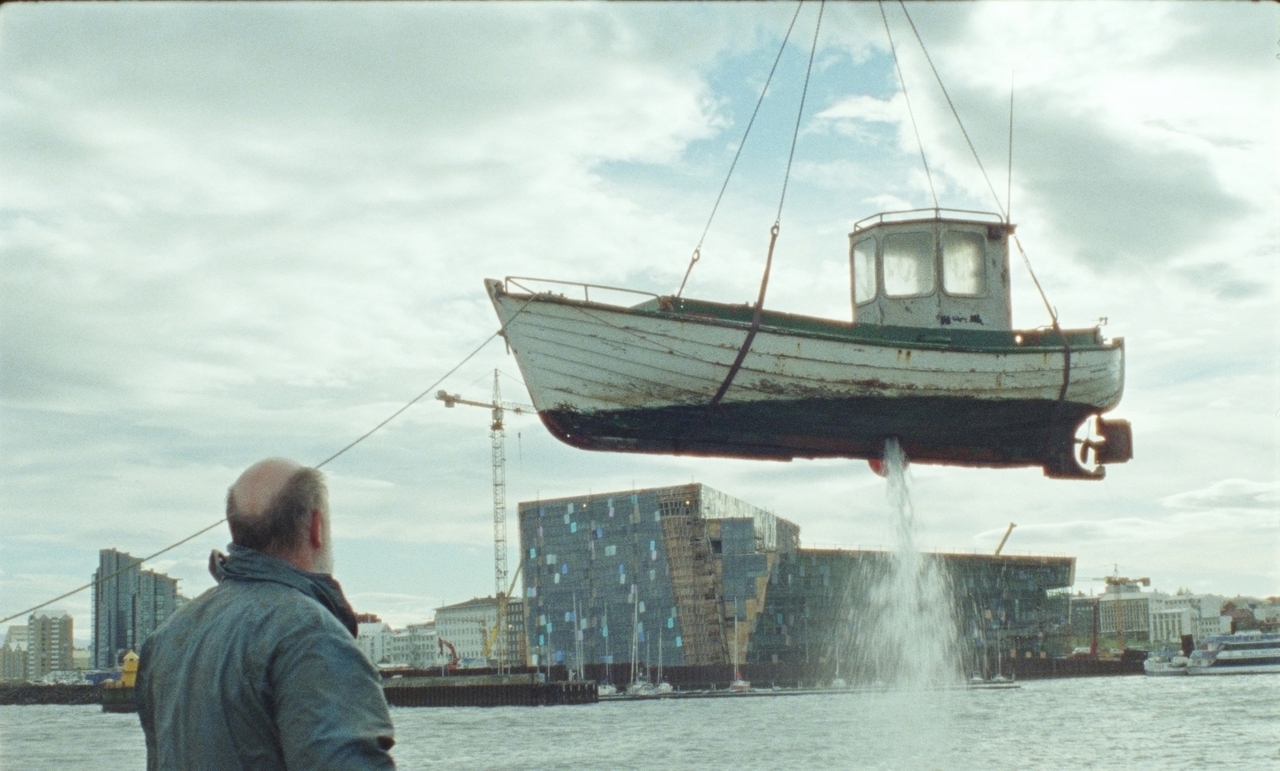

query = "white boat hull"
[1186,663,1280,675]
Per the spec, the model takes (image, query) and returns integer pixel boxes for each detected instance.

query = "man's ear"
[309,509,324,550]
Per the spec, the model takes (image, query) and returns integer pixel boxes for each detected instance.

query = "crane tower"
[489,372,507,611]
[436,371,531,670]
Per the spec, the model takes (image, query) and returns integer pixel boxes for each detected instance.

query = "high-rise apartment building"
[27,611,74,681]
[91,549,183,669]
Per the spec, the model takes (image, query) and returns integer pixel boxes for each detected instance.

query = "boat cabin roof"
[848,208,1015,331]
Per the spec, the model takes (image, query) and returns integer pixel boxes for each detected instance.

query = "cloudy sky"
[1,2,1276,642]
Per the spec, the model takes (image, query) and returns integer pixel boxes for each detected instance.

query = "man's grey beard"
[313,540,335,575]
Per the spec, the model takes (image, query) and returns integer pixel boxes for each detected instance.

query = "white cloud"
[1162,479,1280,512]
[0,2,1276,626]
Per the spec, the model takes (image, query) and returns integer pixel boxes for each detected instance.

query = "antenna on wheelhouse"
[1006,71,1015,225]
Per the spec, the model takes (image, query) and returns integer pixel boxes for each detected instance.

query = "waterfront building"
[356,618,447,669]
[435,596,525,664]
[519,483,797,670]
[91,548,184,668]
[518,482,1075,679]
[356,619,393,665]
[1096,581,1157,642]
[1,625,28,682]
[751,549,1074,672]
[4,625,29,650]
[1149,593,1228,644]
[1070,593,1099,641]
[27,610,74,681]
[389,623,443,670]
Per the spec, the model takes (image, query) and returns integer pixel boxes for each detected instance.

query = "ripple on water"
[2,672,1277,769]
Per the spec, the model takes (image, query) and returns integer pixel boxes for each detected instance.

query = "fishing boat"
[486,209,1131,479]
[1143,648,1189,677]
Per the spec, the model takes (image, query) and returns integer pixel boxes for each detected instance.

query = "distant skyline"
[2,2,1276,641]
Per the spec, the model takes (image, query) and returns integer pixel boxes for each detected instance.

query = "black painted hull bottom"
[540,396,1107,476]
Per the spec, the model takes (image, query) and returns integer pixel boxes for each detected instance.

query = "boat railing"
[851,207,1007,232]
[504,276,662,306]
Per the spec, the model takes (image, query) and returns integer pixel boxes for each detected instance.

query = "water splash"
[850,438,962,689]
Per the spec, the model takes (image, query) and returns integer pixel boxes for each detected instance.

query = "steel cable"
[676,1,807,299]
[0,297,537,626]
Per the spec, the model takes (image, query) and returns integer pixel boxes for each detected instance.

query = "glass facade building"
[518,484,797,670]
[519,484,1074,680]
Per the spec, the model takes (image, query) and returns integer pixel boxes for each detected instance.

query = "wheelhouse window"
[852,238,876,304]
[882,231,935,298]
[942,231,985,296]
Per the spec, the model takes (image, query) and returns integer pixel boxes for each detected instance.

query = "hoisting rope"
[893,0,1074,458]
[891,0,1058,328]
[676,1,807,299]
[0,298,538,626]
[895,0,1005,223]
[708,0,825,410]
[877,0,938,211]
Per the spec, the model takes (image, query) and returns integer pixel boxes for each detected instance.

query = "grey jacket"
[136,545,395,770]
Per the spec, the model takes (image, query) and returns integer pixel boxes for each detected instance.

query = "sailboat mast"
[733,612,740,679]
[573,593,584,681]
[658,628,663,684]
[630,589,639,687]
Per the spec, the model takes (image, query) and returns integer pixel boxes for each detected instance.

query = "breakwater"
[383,675,597,707]
[1,657,1140,709]
[0,683,101,706]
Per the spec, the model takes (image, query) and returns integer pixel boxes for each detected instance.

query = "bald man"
[136,459,395,770]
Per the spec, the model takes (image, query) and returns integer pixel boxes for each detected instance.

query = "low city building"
[435,596,525,665]
[355,618,446,669]
[355,619,393,666]
[1,625,28,682]
[1149,593,1228,644]
[1097,581,1156,642]
[1074,587,1231,648]
[386,623,442,670]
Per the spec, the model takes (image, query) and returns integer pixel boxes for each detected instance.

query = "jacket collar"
[209,545,359,637]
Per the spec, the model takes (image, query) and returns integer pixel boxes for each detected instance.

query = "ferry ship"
[1185,632,1280,675]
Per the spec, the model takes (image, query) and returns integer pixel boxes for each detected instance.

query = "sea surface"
[1,675,1277,770]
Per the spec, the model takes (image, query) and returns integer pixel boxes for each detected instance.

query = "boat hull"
[487,280,1130,477]
[539,395,1094,467]
[1185,663,1280,675]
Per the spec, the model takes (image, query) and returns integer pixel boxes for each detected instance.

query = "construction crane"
[994,522,1016,555]
[436,370,533,672]
[482,562,524,662]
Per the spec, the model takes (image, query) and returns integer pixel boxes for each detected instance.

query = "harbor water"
[2,676,1277,770]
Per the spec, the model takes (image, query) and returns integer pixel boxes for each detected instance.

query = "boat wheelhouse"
[487,208,1131,479]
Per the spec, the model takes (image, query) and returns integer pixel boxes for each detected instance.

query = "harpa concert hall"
[517,483,1073,684]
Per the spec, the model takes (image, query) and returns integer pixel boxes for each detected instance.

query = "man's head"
[226,458,334,574]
